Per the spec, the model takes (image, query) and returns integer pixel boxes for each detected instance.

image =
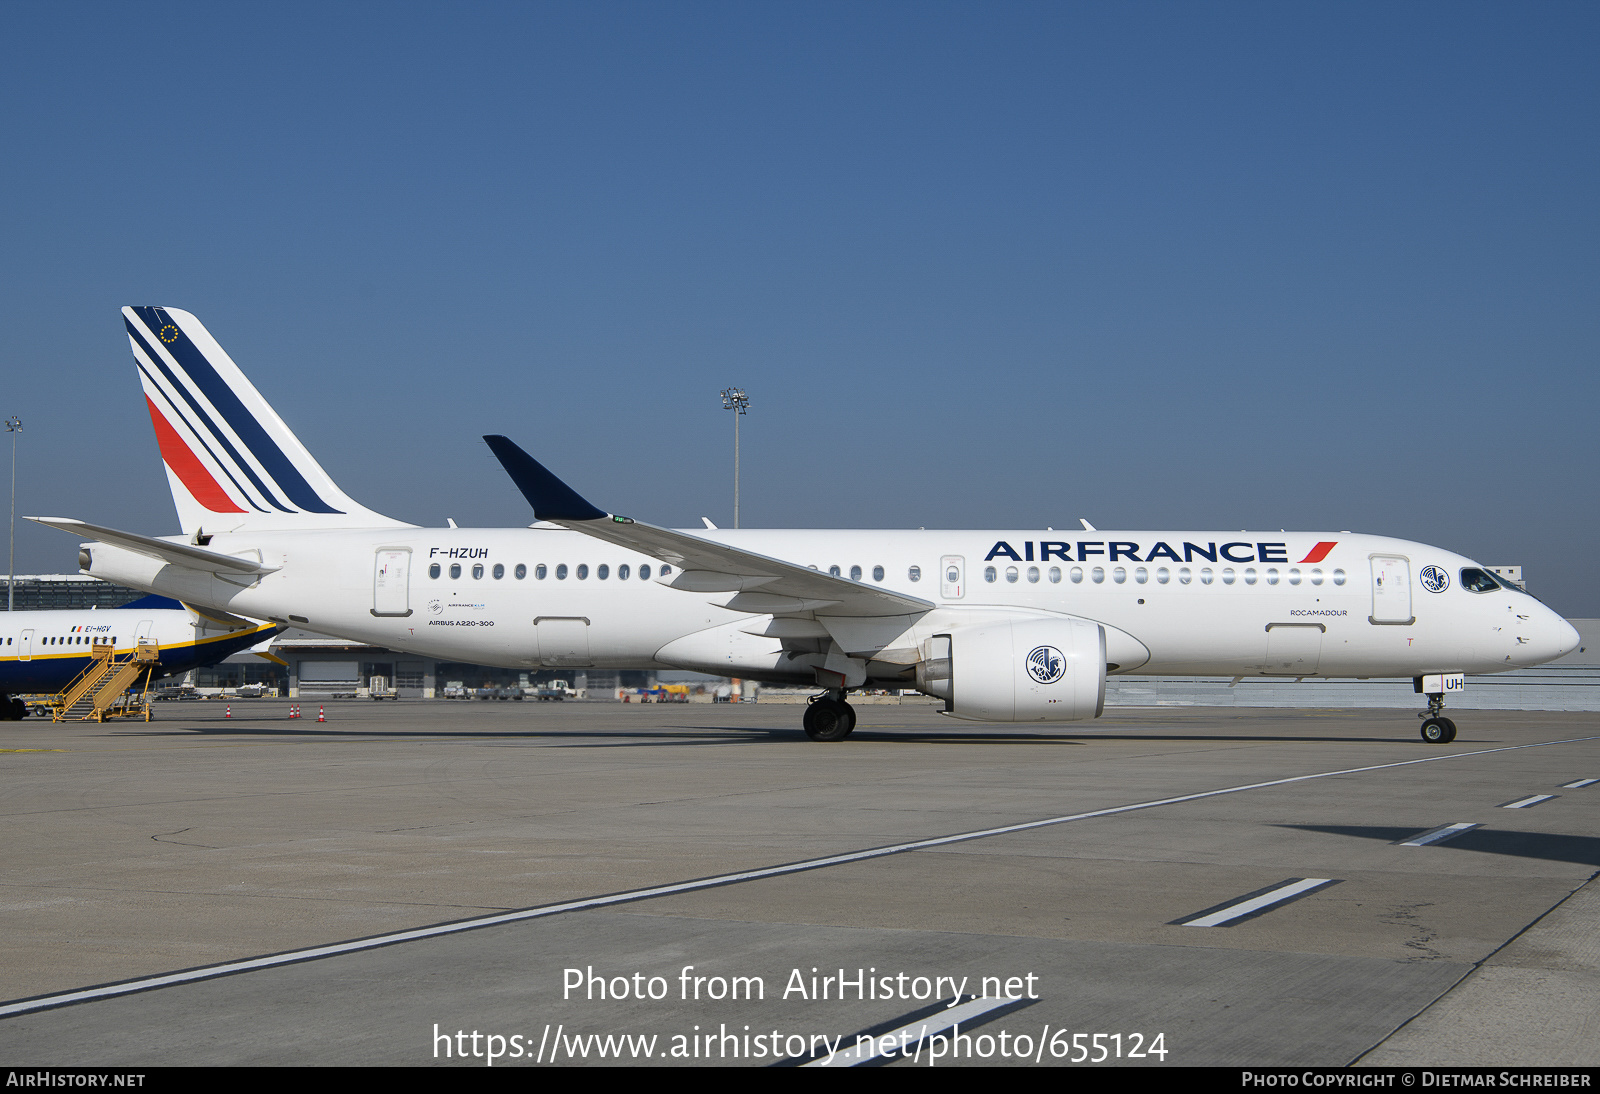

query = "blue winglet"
[483,436,608,522]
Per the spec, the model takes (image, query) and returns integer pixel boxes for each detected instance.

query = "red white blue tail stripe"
[124,307,407,533]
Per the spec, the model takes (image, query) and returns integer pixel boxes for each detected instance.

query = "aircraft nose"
[1550,613,1582,660]
[1525,608,1581,665]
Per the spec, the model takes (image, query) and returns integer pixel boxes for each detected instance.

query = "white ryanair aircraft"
[31,307,1581,742]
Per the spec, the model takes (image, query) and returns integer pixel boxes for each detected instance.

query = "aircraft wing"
[483,436,933,619]
[27,517,279,576]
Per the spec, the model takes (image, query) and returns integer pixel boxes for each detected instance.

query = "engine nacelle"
[919,617,1106,723]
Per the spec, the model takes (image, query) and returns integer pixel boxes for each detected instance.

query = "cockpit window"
[1460,568,1500,593]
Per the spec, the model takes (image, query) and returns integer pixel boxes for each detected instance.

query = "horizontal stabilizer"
[28,517,278,576]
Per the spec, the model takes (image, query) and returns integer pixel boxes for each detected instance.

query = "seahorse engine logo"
[1026,645,1066,684]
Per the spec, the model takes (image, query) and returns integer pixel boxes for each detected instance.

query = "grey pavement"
[0,700,1594,1066]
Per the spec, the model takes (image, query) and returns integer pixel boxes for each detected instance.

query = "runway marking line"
[2,732,1596,1020]
[1500,794,1558,809]
[1561,778,1596,789]
[1173,878,1341,927]
[1396,822,1479,847]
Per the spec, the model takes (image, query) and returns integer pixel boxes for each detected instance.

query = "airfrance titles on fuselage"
[983,540,1327,565]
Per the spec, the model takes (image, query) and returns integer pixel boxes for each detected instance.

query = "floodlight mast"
[719,388,749,529]
[5,417,20,612]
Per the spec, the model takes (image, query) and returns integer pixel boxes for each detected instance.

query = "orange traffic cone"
[317,706,326,722]
[225,705,231,719]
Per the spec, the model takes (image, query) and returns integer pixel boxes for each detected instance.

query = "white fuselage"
[80,526,1579,685]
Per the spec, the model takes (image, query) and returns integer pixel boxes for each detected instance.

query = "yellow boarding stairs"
[51,641,161,722]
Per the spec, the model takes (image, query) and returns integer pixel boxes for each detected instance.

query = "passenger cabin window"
[640,564,651,580]
[577,564,589,580]
[556,564,567,580]
[493,563,504,579]
[449,563,461,579]
[984,566,997,583]
[619,564,630,580]
[872,565,884,582]
[515,564,527,579]
[909,566,921,582]
[830,565,841,577]
[472,564,484,579]
[1048,566,1061,583]
[850,565,862,581]
[535,564,547,579]
[429,563,441,579]
[598,564,609,580]
[1005,566,1018,583]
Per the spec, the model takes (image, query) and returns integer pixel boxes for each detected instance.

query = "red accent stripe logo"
[1300,541,1337,564]
[145,396,246,513]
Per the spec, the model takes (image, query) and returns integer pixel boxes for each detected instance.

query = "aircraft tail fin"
[123,307,409,535]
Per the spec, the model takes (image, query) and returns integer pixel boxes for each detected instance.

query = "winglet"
[482,436,608,522]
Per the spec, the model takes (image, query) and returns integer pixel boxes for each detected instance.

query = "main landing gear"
[803,691,856,742]
[1418,692,1456,744]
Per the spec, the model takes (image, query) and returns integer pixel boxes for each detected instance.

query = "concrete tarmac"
[0,700,1595,1067]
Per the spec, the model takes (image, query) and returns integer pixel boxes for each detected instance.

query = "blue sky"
[2,2,1597,614]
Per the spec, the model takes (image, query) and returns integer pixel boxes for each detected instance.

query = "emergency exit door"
[941,556,965,599]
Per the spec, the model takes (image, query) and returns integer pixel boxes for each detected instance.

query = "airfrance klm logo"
[984,540,1338,565]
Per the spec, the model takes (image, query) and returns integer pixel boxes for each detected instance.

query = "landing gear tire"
[1417,690,1457,744]
[1420,717,1456,744]
[803,698,856,742]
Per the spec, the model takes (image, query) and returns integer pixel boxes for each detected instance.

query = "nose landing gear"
[1418,692,1456,744]
[803,690,856,741]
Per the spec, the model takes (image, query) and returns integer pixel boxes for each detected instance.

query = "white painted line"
[1561,778,1596,789]
[1398,822,1479,847]
[1501,794,1557,809]
[1177,878,1340,927]
[2,732,1595,1020]
[803,995,1028,1067]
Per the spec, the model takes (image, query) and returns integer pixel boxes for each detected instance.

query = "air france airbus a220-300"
[32,307,1580,742]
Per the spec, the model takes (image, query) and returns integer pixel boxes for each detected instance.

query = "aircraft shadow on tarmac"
[91,721,1410,747]
[1280,824,1600,868]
